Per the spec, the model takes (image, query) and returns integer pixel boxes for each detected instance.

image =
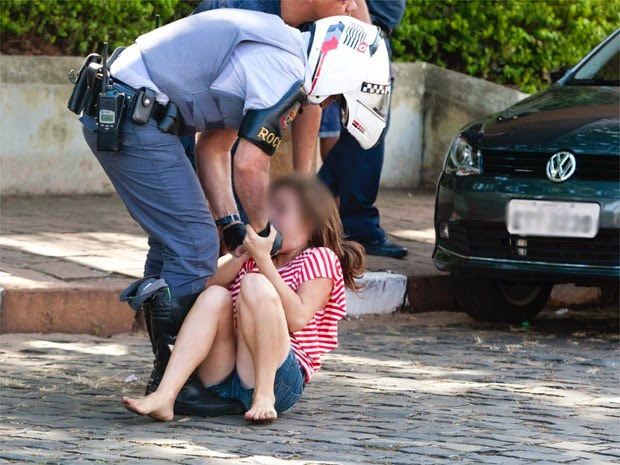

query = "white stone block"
[345,272,408,317]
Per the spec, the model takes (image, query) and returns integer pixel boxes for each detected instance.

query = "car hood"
[466,85,620,155]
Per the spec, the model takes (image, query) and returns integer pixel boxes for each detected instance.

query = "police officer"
[318,0,408,259]
[77,11,391,416]
[192,0,364,171]
[185,0,365,226]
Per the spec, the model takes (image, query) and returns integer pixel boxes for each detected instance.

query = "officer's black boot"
[140,300,158,396]
[146,288,243,416]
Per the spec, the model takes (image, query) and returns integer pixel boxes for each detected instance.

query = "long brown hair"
[271,174,365,291]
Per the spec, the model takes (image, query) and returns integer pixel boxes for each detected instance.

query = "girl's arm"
[244,226,333,332]
[206,252,250,288]
[258,259,332,332]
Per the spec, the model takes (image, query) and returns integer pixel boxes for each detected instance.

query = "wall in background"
[0,57,526,195]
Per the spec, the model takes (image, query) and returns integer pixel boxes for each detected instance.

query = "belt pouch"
[67,53,102,115]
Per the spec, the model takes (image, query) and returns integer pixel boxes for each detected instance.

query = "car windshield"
[568,33,619,86]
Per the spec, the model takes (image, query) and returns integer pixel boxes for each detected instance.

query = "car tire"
[454,275,552,323]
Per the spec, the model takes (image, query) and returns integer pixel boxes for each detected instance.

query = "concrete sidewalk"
[0,190,444,334]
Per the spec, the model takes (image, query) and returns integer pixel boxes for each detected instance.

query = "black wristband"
[222,222,246,251]
[216,214,241,228]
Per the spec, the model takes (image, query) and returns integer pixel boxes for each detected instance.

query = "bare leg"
[122,285,236,421]
[235,273,291,422]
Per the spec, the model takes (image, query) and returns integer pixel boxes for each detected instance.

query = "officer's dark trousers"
[318,129,388,244]
[82,116,219,298]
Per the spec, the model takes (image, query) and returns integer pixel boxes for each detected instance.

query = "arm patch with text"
[238,81,307,156]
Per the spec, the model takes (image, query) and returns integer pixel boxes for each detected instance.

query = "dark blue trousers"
[82,116,219,298]
[318,128,387,243]
[318,34,393,244]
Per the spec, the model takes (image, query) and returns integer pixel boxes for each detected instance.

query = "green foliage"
[2,0,618,91]
[0,0,199,55]
[392,0,620,92]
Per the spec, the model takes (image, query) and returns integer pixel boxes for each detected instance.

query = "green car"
[433,29,620,323]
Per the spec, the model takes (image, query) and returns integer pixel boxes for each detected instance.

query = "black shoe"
[146,369,244,417]
[360,238,408,259]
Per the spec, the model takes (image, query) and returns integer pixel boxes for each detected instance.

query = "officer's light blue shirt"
[193,0,281,16]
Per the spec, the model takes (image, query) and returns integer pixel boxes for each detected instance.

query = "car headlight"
[443,137,481,176]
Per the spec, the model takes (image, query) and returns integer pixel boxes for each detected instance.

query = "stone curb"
[351,273,611,317]
[0,273,612,335]
[346,272,409,317]
[0,286,134,336]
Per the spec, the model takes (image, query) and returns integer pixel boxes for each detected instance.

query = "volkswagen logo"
[546,151,576,182]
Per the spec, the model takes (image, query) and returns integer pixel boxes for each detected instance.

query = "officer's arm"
[235,81,307,230]
[291,104,321,172]
[233,139,271,232]
[195,129,239,219]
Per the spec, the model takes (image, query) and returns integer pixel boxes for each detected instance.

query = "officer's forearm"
[234,139,270,231]
[291,105,321,173]
[195,130,238,219]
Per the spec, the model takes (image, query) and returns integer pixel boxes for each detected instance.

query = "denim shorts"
[205,348,305,413]
[319,102,342,138]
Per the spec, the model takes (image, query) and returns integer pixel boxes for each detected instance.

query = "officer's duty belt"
[112,79,181,135]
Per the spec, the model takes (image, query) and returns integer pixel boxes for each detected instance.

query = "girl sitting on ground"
[122,174,365,422]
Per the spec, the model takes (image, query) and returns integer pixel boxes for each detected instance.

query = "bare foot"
[121,392,174,422]
[244,394,277,423]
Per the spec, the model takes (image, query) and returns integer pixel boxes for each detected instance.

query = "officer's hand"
[244,224,278,264]
[222,222,246,257]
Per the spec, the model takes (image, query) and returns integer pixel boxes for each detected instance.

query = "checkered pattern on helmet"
[360,82,390,94]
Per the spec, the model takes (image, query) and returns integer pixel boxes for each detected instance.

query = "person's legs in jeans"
[318,49,407,257]
[320,129,387,243]
[318,126,407,257]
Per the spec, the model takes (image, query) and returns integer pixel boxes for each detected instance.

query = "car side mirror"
[549,66,571,83]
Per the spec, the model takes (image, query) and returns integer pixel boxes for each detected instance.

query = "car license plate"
[507,200,600,238]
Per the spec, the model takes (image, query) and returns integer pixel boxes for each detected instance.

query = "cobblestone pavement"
[1,309,619,465]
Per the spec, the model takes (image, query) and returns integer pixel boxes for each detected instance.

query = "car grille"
[482,150,620,182]
[447,221,620,267]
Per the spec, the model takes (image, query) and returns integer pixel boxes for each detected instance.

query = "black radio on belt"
[97,42,125,152]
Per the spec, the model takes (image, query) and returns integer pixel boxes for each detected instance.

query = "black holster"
[67,46,126,117]
[67,53,103,115]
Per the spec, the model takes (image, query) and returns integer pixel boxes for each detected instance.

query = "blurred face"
[313,0,357,18]
[269,186,314,253]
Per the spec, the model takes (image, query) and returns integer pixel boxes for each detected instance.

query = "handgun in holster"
[68,46,126,116]
[67,53,103,115]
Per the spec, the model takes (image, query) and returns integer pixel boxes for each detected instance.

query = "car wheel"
[454,275,552,323]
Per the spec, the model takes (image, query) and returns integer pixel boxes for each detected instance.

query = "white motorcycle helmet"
[306,16,391,149]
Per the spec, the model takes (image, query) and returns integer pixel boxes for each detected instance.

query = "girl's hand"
[244,224,277,265]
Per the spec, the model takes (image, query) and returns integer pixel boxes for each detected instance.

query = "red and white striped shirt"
[227,247,346,383]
